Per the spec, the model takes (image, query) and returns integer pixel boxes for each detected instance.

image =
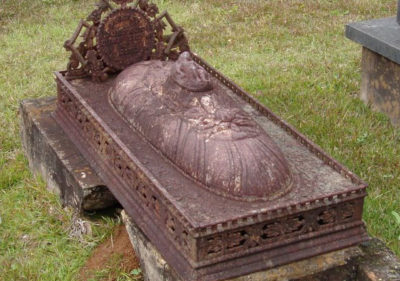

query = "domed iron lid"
[109,52,294,201]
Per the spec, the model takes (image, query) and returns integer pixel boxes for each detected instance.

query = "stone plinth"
[360,47,400,126]
[346,17,400,126]
[20,97,117,211]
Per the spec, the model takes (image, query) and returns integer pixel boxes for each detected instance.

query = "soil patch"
[79,224,141,281]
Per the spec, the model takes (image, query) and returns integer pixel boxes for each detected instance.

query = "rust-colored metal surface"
[109,53,293,201]
[97,8,154,70]
[55,1,368,280]
[54,57,368,279]
[63,0,189,81]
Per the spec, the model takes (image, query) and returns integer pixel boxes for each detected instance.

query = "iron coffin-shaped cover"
[109,52,294,201]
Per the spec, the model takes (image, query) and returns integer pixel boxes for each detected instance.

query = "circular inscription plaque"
[97,8,155,70]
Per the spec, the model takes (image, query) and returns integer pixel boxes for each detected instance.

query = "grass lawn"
[1,0,400,280]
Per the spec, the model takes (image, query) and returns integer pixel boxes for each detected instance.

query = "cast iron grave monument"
[53,0,368,280]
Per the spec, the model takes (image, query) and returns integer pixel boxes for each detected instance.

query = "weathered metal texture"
[54,50,368,280]
[124,208,400,281]
[121,210,364,281]
[63,0,189,82]
[361,47,400,126]
[109,53,293,201]
[56,2,368,278]
[97,8,154,70]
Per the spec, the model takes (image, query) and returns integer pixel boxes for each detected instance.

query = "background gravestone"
[346,0,400,126]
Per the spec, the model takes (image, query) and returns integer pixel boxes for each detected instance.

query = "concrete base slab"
[357,238,400,281]
[20,97,117,211]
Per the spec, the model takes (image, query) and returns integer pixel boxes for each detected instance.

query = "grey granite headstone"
[346,8,400,126]
[346,17,400,65]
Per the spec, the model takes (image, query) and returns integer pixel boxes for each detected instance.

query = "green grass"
[1,0,400,279]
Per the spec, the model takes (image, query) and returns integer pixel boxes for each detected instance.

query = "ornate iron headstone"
[56,1,368,280]
[63,0,189,81]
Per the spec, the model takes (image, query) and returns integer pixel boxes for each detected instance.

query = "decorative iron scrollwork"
[63,0,189,82]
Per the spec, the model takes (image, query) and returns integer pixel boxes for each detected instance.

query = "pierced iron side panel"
[197,199,363,262]
[56,79,196,262]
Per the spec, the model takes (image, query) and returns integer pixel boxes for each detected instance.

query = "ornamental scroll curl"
[63,0,190,81]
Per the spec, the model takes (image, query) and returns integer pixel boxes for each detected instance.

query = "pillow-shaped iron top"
[109,52,293,201]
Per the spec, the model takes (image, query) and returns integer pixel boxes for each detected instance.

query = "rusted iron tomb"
[55,1,368,280]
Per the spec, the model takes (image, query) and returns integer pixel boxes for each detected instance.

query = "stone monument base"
[360,47,400,126]
[20,97,117,211]
[20,97,400,280]
[346,17,400,126]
